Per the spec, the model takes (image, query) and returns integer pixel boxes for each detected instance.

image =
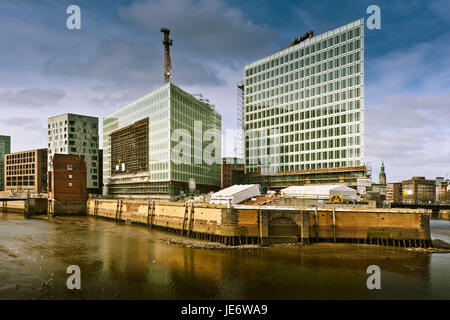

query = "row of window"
[6,175,36,186]
[247,135,362,152]
[246,26,362,77]
[247,109,361,127]
[247,64,362,105]
[245,159,363,174]
[247,69,362,110]
[105,88,169,126]
[247,99,360,120]
[247,147,362,164]
[49,120,97,129]
[6,157,36,165]
[246,45,362,93]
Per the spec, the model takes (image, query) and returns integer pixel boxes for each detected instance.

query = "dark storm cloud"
[0,88,66,108]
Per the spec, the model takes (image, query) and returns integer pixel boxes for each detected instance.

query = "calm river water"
[0,214,449,299]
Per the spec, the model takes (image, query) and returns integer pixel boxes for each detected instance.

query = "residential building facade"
[221,157,245,189]
[48,154,87,215]
[48,113,99,193]
[386,182,402,203]
[4,148,47,194]
[243,19,366,189]
[103,82,222,197]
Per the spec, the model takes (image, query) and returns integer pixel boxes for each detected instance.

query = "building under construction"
[103,83,222,198]
[242,19,367,189]
[102,27,221,198]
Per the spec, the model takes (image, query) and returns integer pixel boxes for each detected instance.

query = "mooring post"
[24,196,30,219]
[258,208,263,245]
[150,200,155,229]
[187,202,194,237]
[314,206,319,242]
[182,201,188,236]
[332,207,336,243]
[115,199,120,222]
[146,200,150,227]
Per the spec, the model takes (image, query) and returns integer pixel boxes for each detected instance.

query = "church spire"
[379,161,386,184]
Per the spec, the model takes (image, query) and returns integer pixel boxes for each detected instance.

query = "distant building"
[48,113,99,193]
[243,19,366,189]
[386,182,402,203]
[401,177,436,204]
[378,161,386,185]
[438,181,449,203]
[0,135,11,191]
[47,154,87,215]
[369,183,386,201]
[103,83,222,197]
[4,149,47,194]
[221,157,245,189]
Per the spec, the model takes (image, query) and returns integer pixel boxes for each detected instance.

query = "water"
[0,214,449,299]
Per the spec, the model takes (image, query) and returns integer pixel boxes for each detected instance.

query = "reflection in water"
[0,216,449,299]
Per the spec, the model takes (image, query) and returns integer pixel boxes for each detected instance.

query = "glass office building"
[0,135,11,191]
[243,19,366,187]
[103,82,221,197]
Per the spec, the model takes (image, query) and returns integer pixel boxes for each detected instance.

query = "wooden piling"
[332,207,336,243]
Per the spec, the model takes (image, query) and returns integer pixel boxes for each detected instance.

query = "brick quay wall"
[86,199,432,248]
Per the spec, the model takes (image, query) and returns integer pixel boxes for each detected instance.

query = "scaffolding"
[110,118,149,175]
[236,81,245,161]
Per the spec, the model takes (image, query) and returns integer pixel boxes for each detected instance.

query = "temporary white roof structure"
[210,185,261,205]
[281,184,359,201]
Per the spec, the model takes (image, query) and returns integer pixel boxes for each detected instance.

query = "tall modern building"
[48,114,99,192]
[0,135,11,191]
[243,19,366,189]
[103,82,221,197]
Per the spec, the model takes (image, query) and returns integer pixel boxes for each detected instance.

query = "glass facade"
[103,83,221,195]
[244,19,364,175]
[0,135,11,191]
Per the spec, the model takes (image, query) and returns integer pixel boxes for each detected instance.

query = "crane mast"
[161,27,173,84]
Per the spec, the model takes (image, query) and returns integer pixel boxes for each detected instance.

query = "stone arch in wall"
[266,210,304,244]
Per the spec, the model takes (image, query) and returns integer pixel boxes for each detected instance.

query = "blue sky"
[0,0,449,182]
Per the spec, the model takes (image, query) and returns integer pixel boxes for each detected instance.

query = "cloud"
[366,93,450,129]
[44,38,224,87]
[366,31,450,100]
[0,88,66,108]
[365,93,450,182]
[118,0,275,61]
[0,116,46,130]
[429,0,450,22]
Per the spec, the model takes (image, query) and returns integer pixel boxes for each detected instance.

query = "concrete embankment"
[87,199,432,248]
[0,198,47,217]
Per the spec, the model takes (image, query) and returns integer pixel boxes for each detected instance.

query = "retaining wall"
[87,199,431,247]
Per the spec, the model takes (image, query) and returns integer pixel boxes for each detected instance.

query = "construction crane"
[161,27,173,84]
